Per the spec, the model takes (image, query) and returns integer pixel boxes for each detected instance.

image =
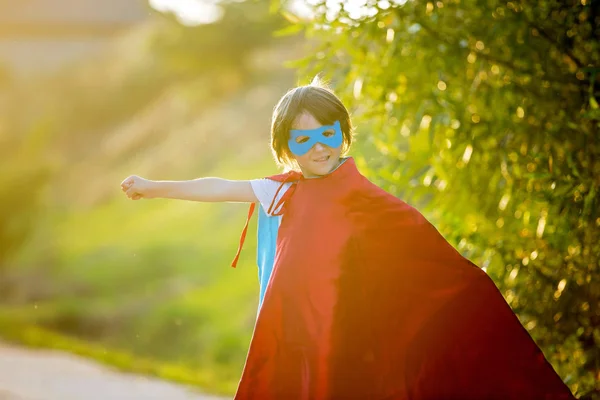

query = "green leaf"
[282,53,316,68]
[410,102,427,135]
[581,66,600,73]
[582,109,600,121]
[553,183,574,198]
[411,164,431,180]
[273,23,304,37]
[583,185,597,217]
[269,0,282,15]
[429,114,437,150]
[523,172,552,180]
[280,10,300,24]
[567,153,581,178]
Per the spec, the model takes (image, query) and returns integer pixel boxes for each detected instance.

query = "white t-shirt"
[250,179,293,216]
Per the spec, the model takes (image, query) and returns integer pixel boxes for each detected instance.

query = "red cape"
[234,158,574,399]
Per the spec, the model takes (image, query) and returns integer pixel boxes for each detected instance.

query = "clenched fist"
[120,175,155,200]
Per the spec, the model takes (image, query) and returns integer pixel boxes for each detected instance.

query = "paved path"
[0,343,227,400]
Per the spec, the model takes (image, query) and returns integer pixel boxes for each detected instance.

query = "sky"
[147,0,407,26]
[148,0,224,25]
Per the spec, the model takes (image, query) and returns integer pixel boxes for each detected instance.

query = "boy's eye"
[296,136,309,144]
[322,129,335,137]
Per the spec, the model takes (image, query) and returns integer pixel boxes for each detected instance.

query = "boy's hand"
[121,175,154,200]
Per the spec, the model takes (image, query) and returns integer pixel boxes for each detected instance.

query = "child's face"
[290,112,342,178]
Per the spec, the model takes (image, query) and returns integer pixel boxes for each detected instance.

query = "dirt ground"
[0,343,227,400]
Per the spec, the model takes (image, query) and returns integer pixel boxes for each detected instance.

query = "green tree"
[149,0,287,79]
[287,0,599,397]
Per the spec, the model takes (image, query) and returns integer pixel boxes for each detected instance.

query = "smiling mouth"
[314,155,330,162]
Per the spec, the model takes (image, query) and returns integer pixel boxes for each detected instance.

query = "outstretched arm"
[120,175,258,203]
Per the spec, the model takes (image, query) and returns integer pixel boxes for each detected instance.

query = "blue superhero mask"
[288,120,343,156]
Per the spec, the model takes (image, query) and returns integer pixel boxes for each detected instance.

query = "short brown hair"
[270,79,353,170]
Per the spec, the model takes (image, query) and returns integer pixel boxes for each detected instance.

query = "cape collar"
[268,156,355,184]
[231,157,357,268]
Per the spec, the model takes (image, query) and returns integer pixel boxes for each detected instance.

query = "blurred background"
[0,0,598,398]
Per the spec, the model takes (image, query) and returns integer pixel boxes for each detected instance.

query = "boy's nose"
[313,142,326,151]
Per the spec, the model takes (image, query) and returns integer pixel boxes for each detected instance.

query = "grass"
[0,24,292,393]
[0,154,278,395]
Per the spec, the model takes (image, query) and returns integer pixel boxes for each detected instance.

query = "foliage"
[149,0,287,78]
[0,118,54,277]
[0,0,296,394]
[288,0,599,397]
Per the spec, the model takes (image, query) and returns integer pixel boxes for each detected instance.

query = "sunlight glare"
[289,0,408,21]
[149,0,223,25]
